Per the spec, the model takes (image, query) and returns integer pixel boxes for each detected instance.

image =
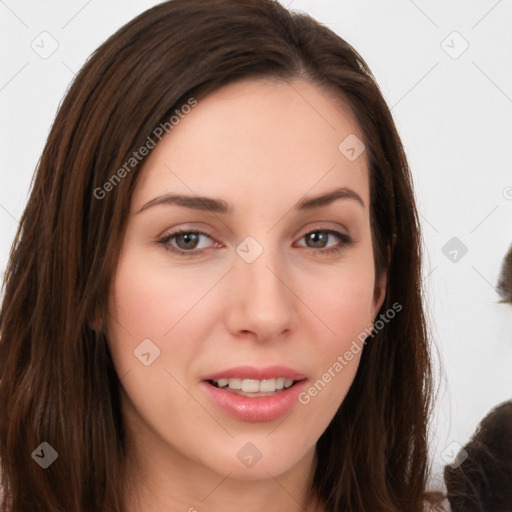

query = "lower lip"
[200,380,307,422]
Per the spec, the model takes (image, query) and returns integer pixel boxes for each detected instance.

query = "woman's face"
[106,78,386,483]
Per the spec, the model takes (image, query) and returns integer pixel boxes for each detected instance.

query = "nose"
[225,247,297,342]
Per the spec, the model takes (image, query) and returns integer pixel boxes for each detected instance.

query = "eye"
[296,229,353,255]
[158,230,217,256]
[157,228,353,257]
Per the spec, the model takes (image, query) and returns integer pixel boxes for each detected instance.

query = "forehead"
[132,78,369,212]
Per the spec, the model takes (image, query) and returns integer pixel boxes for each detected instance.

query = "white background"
[1,0,511,490]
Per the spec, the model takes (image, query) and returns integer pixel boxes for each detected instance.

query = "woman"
[0,1,433,511]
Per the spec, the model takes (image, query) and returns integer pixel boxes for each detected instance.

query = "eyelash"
[157,228,353,258]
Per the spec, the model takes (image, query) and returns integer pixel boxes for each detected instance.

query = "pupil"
[177,233,198,249]
[308,232,327,248]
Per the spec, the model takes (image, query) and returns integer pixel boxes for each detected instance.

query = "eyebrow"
[136,186,365,215]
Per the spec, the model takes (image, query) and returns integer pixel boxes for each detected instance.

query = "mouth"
[200,365,308,422]
[206,377,302,397]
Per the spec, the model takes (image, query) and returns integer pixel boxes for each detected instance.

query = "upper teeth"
[214,378,295,392]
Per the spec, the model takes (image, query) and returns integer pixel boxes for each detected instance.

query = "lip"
[200,379,307,422]
[201,365,307,382]
[200,366,308,422]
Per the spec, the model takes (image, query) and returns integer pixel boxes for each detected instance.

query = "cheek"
[105,250,192,387]
[309,288,372,383]
[106,247,231,387]
[108,250,218,341]
[105,251,214,452]
[296,259,376,409]
[306,262,376,349]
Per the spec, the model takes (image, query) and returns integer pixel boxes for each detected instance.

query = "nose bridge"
[228,237,295,339]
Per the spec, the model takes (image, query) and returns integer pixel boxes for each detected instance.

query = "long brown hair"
[0,1,433,510]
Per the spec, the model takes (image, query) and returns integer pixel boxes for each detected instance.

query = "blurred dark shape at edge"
[497,244,512,304]
[444,400,512,512]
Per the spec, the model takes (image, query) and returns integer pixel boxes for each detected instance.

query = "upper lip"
[202,365,307,381]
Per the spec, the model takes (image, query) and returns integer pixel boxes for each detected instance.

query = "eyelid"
[294,221,350,240]
[157,229,220,254]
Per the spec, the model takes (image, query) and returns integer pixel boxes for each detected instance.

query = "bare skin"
[106,78,387,512]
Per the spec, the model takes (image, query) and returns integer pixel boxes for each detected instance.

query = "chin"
[199,435,316,481]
